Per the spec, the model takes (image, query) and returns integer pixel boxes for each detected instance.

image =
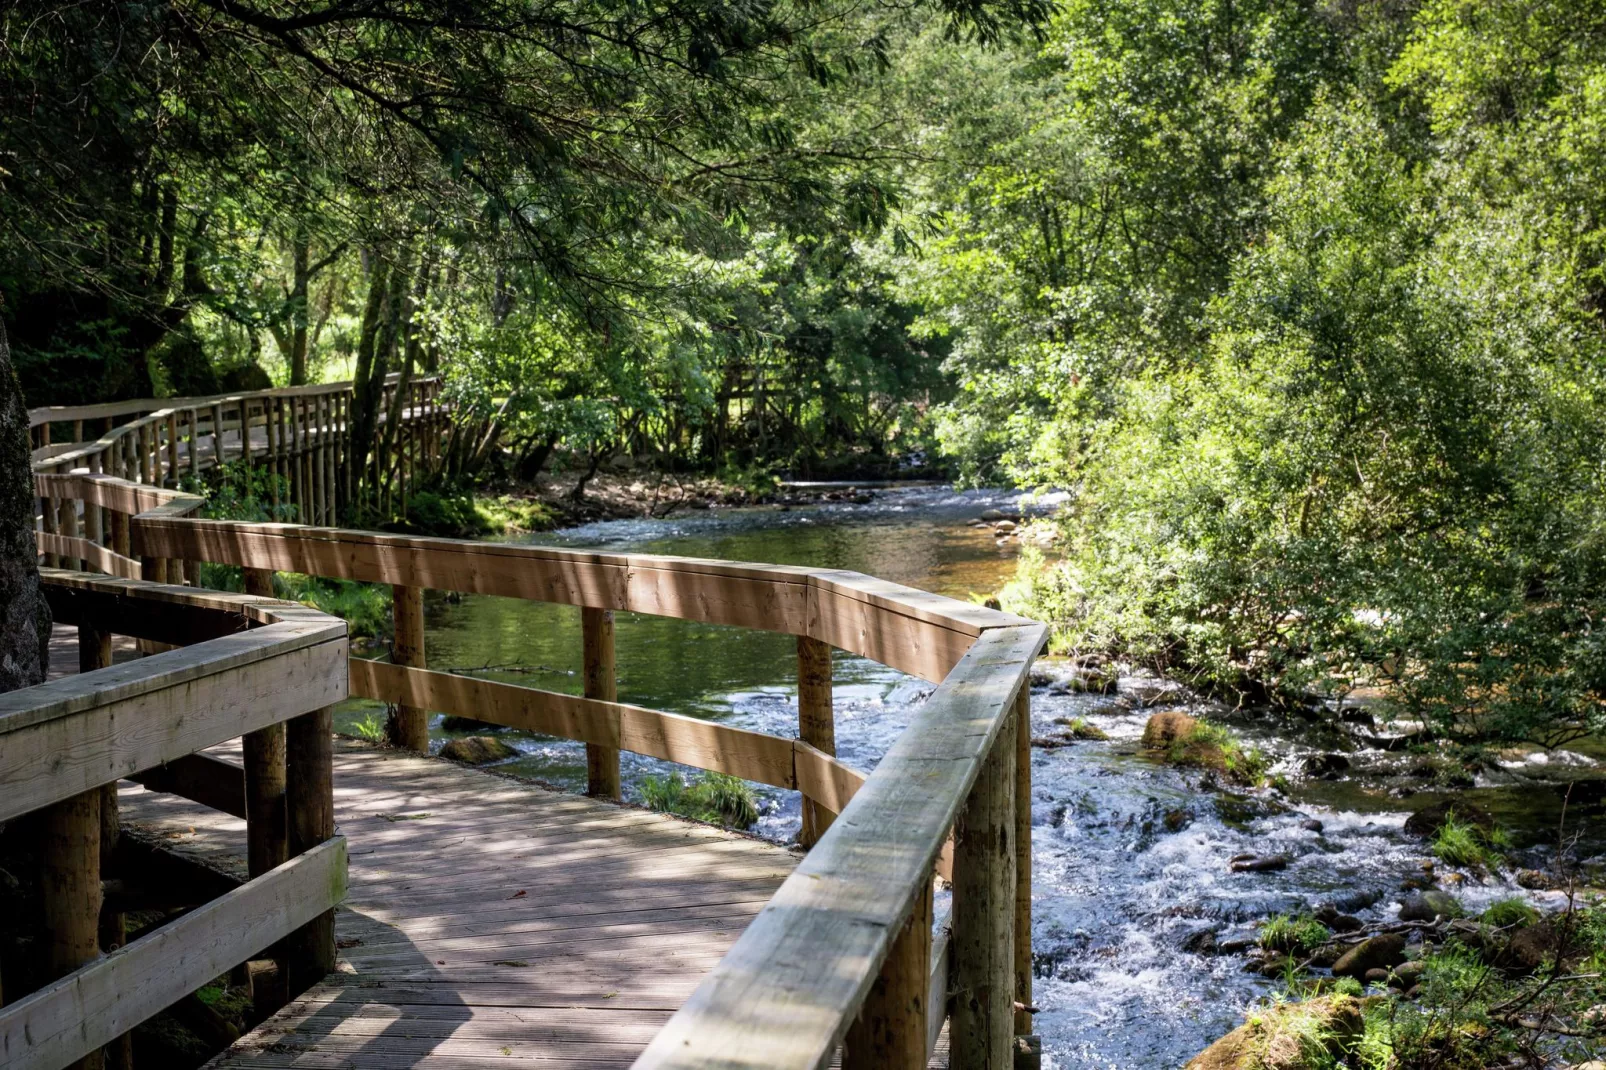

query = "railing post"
[210,402,225,474]
[1013,687,1036,1048]
[267,400,282,514]
[57,474,81,570]
[285,704,336,994]
[79,623,133,1070]
[40,785,102,1070]
[582,606,621,800]
[83,457,103,556]
[951,693,1018,1070]
[389,585,430,752]
[242,567,291,1008]
[40,469,59,568]
[844,872,933,1069]
[797,634,835,847]
[166,413,179,486]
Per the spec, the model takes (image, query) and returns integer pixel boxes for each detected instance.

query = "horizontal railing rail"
[29,458,1046,1066]
[0,574,350,1070]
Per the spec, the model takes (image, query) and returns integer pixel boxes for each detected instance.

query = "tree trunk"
[346,254,392,506]
[289,228,310,386]
[0,313,51,693]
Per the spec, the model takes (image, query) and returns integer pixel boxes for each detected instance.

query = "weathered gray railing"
[0,574,349,1070]
[31,468,1046,1067]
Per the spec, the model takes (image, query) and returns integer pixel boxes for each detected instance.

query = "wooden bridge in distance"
[10,423,1047,1069]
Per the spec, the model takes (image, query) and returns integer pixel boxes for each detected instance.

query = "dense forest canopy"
[6,0,1606,746]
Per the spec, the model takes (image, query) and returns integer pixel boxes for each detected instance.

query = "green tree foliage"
[914,1,1606,746]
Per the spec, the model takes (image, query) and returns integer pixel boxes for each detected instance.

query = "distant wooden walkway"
[120,741,800,1069]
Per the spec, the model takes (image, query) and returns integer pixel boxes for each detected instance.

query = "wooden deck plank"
[113,739,800,1070]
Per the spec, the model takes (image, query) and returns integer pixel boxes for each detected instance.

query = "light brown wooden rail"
[0,573,349,1070]
[30,467,1047,1068]
[28,373,444,530]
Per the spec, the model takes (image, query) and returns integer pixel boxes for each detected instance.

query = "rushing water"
[331,486,1606,1068]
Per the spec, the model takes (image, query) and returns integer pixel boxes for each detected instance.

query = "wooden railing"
[31,464,1046,1067]
[0,573,349,1070]
[28,374,445,529]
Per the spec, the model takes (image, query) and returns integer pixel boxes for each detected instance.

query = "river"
[332,485,1606,1068]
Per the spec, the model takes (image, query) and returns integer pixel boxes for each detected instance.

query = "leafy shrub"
[350,713,387,742]
[1260,914,1332,955]
[197,462,297,523]
[639,771,759,829]
[272,572,393,639]
[473,496,557,535]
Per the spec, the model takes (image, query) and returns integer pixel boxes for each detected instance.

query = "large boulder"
[1142,711,1199,749]
[1331,933,1407,979]
[441,736,518,764]
[1185,995,1365,1069]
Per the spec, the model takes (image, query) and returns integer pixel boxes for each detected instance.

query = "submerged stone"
[440,735,518,764]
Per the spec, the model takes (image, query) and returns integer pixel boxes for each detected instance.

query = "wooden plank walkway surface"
[119,739,802,1069]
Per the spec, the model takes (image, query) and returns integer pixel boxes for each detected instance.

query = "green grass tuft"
[1480,897,1538,928]
[640,772,759,829]
[1432,815,1505,870]
[1260,913,1333,955]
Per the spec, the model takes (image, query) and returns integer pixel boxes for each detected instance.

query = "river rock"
[1142,710,1198,749]
[1500,918,1562,975]
[1330,914,1363,933]
[1229,854,1290,874]
[440,736,518,764]
[1183,928,1220,954]
[1184,995,1364,1069]
[1332,933,1407,979]
[1390,959,1425,988]
[1399,890,1463,922]
[978,508,1021,522]
[994,520,1017,534]
[1403,799,1494,838]
[1300,817,1324,833]
[1516,868,1556,890]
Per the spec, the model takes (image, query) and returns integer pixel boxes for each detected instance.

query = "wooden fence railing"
[30,465,1046,1068]
[28,374,445,528]
[0,573,349,1070]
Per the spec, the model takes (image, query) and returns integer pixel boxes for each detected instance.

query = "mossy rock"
[1141,710,1198,749]
[1331,933,1406,979]
[440,736,518,764]
[1185,995,1364,1069]
[1403,799,1494,838]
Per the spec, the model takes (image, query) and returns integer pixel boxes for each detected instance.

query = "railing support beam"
[286,705,336,994]
[389,585,429,752]
[797,634,835,847]
[844,873,933,1069]
[1014,686,1034,1040]
[242,567,291,1011]
[583,607,621,800]
[951,690,1018,1070]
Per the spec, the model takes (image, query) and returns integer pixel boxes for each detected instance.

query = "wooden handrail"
[27,467,1045,1067]
[26,372,431,430]
[630,624,1044,1069]
[0,573,349,1070]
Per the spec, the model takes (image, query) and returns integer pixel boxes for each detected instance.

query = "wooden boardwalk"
[120,740,800,1069]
